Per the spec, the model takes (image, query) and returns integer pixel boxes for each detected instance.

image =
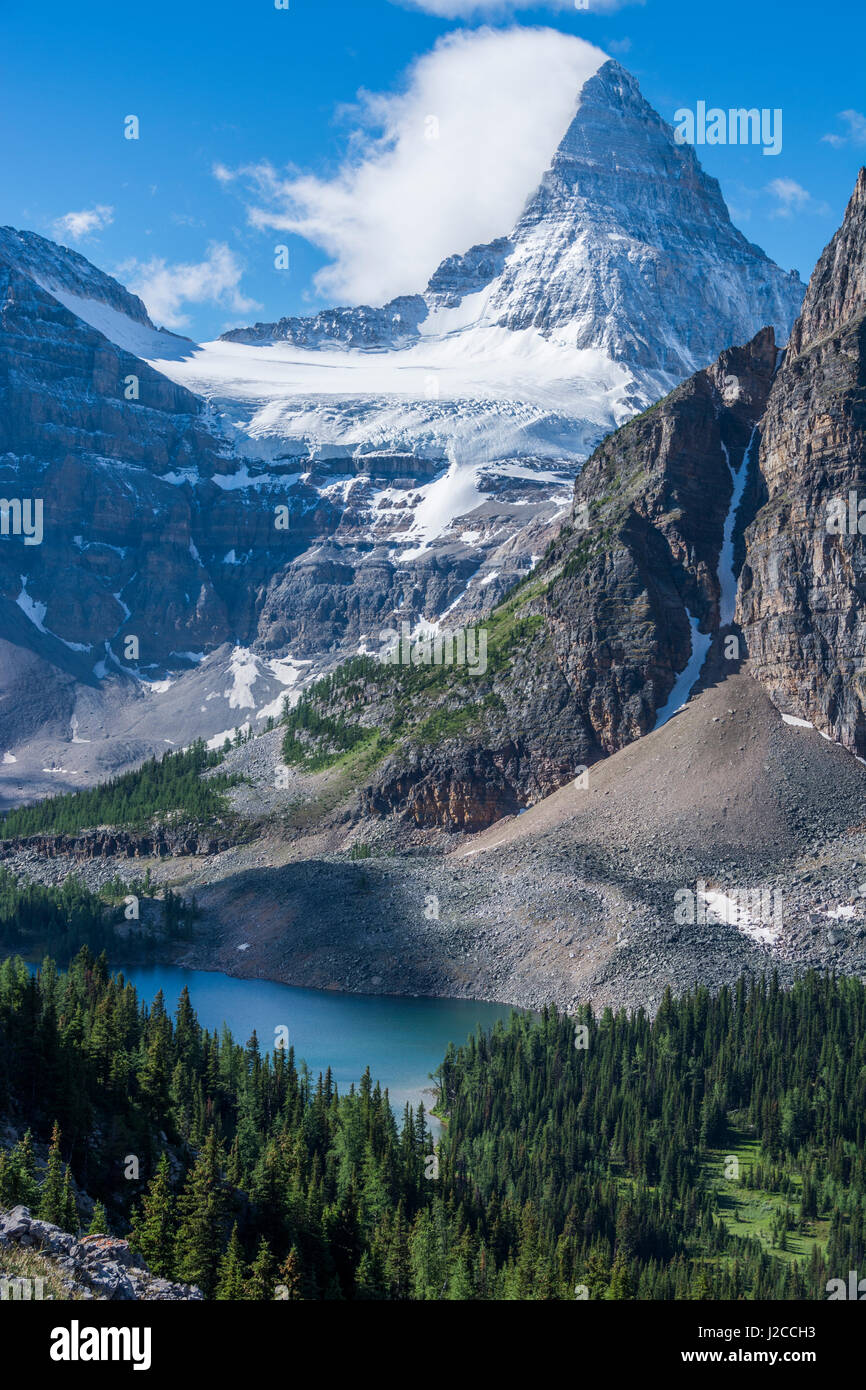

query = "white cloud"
[766,178,830,220]
[822,109,866,147]
[115,243,260,330]
[392,0,630,14]
[53,205,114,241]
[220,27,607,307]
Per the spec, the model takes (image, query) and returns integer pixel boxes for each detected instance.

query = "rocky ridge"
[0,1205,202,1300]
[0,825,233,861]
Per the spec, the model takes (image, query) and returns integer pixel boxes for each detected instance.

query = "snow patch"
[698,890,781,946]
[38,284,193,361]
[212,464,285,491]
[718,428,756,627]
[225,648,260,710]
[653,612,712,730]
[16,579,48,633]
[160,470,200,487]
[208,722,251,751]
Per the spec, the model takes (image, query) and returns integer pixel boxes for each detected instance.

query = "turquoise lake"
[80,964,518,1118]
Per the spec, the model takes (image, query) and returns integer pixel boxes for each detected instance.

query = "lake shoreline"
[19,954,518,1123]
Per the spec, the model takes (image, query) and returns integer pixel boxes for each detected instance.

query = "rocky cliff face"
[0,252,234,670]
[528,327,777,749]
[737,169,866,752]
[0,826,233,860]
[300,329,778,830]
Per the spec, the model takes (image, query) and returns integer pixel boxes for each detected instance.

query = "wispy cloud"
[766,178,830,219]
[115,243,260,331]
[822,109,866,148]
[53,205,114,241]
[390,0,634,15]
[215,27,607,307]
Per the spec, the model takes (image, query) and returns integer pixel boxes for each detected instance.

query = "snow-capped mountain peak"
[217,59,803,383]
[484,60,803,373]
[129,56,804,481]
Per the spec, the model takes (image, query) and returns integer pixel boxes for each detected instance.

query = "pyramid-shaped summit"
[223,59,804,383]
[482,59,805,371]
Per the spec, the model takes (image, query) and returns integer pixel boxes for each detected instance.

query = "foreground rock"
[0,1206,202,1301]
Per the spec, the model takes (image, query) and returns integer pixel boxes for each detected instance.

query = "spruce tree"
[87,1200,110,1235]
[62,1167,79,1235]
[244,1236,276,1301]
[38,1122,68,1228]
[129,1153,176,1278]
[276,1247,303,1301]
[215,1225,247,1300]
[173,1130,229,1296]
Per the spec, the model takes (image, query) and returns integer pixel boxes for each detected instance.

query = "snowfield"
[145,321,652,469]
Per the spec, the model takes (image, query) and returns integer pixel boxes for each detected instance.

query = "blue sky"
[3,0,864,340]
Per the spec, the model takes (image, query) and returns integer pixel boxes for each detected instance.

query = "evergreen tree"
[244,1236,276,1301]
[129,1154,176,1279]
[38,1122,70,1229]
[276,1248,304,1302]
[87,1200,110,1235]
[215,1225,247,1301]
[173,1130,229,1297]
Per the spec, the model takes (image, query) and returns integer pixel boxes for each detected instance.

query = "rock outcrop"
[0,826,233,860]
[0,1205,202,1300]
[737,169,866,751]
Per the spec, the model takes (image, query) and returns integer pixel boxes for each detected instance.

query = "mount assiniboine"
[0,56,803,801]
